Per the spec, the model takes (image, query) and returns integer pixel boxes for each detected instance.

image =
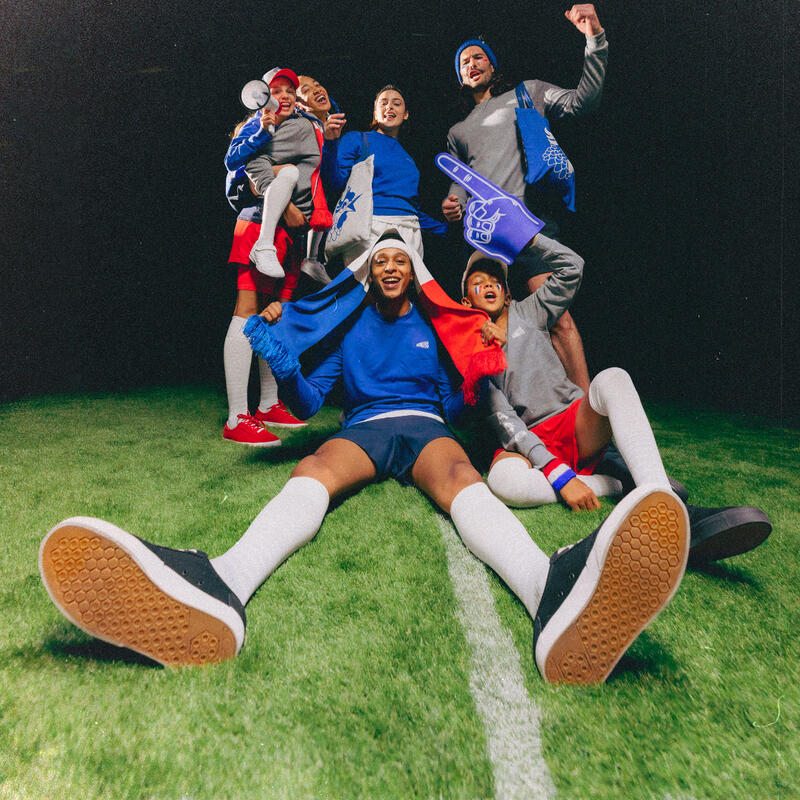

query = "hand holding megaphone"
[240,79,280,134]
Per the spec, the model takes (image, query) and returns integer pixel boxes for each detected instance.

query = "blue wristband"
[551,469,577,492]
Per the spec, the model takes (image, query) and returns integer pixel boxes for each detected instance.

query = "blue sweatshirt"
[321,131,447,236]
[278,303,465,427]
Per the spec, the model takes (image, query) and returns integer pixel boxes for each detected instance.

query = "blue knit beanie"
[454,39,498,84]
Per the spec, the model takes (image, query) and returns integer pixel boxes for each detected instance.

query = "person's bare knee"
[291,453,333,484]
[449,459,482,494]
[412,438,481,512]
[292,439,375,498]
[234,290,260,318]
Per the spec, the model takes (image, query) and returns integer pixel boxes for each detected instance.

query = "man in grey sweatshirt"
[443,4,608,395]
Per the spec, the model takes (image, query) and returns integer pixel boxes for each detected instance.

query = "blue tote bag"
[514,83,576,211]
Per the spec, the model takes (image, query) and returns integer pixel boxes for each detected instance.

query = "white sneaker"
[250,240,285,277]
[300,258,331,285]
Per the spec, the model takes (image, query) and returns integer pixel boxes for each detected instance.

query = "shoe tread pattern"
[41,525,237,666]
[544,492,687,684]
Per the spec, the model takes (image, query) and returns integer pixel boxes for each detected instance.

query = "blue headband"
[454,39,498,84]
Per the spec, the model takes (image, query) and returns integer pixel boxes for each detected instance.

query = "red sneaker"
[223,414,281,447]
[254,402,307,429]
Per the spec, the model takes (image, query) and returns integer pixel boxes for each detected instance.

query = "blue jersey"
[321,132,447,236]
[279,303,464,428]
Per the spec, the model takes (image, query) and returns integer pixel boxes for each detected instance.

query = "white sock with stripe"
[449,482,550,616]
[211,477,330,605]
[488,458,623,507]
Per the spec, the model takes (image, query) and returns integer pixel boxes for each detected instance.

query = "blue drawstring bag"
[514,83,576,211]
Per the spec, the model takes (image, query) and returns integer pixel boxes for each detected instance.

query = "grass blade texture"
[1,387,796,799]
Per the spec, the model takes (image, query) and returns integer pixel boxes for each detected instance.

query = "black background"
[1,0,796,420]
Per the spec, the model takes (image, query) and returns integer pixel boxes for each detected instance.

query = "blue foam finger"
[435,153,501,202]
[464,195,545,264]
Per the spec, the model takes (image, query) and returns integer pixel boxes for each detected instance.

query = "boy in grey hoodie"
[461,238,771,561]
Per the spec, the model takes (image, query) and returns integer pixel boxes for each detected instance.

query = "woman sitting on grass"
[40,231,691,686]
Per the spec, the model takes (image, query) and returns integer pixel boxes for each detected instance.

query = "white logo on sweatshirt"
[416,340,430,349]
[511,326,525,339]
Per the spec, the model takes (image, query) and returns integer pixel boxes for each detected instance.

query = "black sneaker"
[687,505,772,564]
[39,517,246,667]
[596,446,689,504]
[533,485,689,684]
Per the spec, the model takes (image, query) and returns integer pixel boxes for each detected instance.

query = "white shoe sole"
[39,517,245,667]
[256,419,307,430]
[535,485,689,684]
[223,433,282,446]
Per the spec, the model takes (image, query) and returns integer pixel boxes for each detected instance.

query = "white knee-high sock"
[251,165,299,277]
[257,358,279,411]
[254,165,298,247]
[449,482,551,617]
[487,459,623,508]
[224,316,252,427]
[211,477,330,605]
[574,473,623,497]
[588,368,670,490]
[488,459,557,507]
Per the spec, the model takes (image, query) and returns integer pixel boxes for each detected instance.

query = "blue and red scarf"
[264,230,505,404]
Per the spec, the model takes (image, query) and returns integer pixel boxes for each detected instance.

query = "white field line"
[437,516,556,800]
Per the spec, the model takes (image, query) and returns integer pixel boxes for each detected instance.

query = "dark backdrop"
[1,0,796,420]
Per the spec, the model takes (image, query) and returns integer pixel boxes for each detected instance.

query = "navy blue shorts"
[328,415,457,485]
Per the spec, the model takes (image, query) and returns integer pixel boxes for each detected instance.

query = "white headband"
[369,238,415,262]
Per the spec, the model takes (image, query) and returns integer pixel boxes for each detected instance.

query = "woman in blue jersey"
[39,234,691,687]
[321,85,446,264]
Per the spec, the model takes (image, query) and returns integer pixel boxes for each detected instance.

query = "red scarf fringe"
[462,347,507,405]
[309,127,333,231]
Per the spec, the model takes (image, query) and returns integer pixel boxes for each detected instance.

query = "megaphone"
[240,79,279,111]
[240,79,280,133]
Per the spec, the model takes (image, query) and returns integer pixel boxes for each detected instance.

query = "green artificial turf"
[0,387,796,799]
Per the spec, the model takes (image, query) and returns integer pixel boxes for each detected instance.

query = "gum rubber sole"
[40,524,238,667]
[542,491,688,684]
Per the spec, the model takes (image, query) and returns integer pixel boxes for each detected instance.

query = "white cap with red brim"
[262,67,299,88]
